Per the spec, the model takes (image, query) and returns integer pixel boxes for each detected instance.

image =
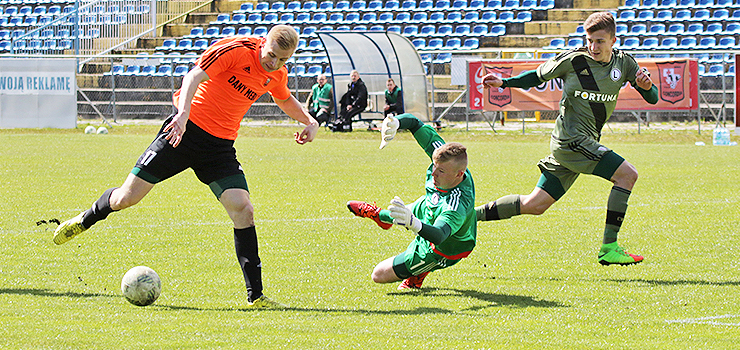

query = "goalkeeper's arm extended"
[386,196,450,245]
[379,113,446,161]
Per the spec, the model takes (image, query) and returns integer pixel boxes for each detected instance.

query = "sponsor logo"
[486,66,513,107]
[574,90,618,102]
[657,61,685,104]
[243,66,251,73]
[430,192,440,205]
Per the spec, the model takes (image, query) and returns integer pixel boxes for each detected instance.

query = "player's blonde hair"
[433,142,468,170]
[267,25,299,51]
[583,11,616,38]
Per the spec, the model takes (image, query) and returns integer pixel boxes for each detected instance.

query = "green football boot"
[598,242,644,266]
[53,212,87,245]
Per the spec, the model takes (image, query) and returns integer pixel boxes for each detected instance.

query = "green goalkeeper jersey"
[402,115,477,260]
[537,48,641,143]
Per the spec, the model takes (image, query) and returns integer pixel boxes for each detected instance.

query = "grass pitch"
[1,123,738,349]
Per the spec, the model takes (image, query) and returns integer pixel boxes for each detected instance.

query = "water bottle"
[713,127,730,146]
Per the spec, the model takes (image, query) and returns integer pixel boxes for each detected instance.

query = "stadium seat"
[726,65,734,77]
[697,36,716,49]
[327,13,343,23]
[361,13,377,22]
[445,12,462,23]
[173,65,189,76]
[481,11,496,22]
[537,0,555,9]
[203,27,220,38]
[648,24,665,35]
[268,1,285,12]
[385,0,400,10]
[677,37,697,49]
[718,36,737,49]
[677,0,695,7]
[0,30,8,40]
[417,0,434,11]
[705,23,723,35]
[544,37,565,49]
[367,0,383,11]
[238,27,252,36]
[351,0,367,10]
[453,24,470,36]
[498,11,515,22]
[261,13,278,25]
[636,10,654,22]
[617,10,635,22]
[724,22,740,35]
[230,13,247,25]
[427,38,443,50]
[487,0,503,7]
[693,9,710,21]
[452,0,467,9]
[621,37,640,49]
[472,24,488,36]
[642,0,659,7]
[643,37,659,48]
[412,38,425,49]
[660,37,678,49]
[436,24,453,36]
[616,24,628,36]
[711,9,729,21]
[503,0,519,8]
[462,11,479,23]
[469,0,485,8]
[378,12,394,22]
[172,39,193,52]
[433,52,452,64]
[667,23,684,35]
[369,25,384,31]
[211,13,230,25]
[294,12,310,24]
[18,5,32,16]
[193,39,209,51]
[705,64,724,76]
[401,0,416,9]
[404,25,420,36]
[420,53,432,63]
[285,0,301,12]
[418,24,434,36]
[685,23,703,35]
[344,12,360,23]
[288,65,305,76]
[318,0,334,10]
[462,38,479,49]
[436,0,452,10]
[352,25,367,31]
[657,0,677,7]
[670,9,691,23]
[444,38,461,49]
[57,39,72,50]
[334,0,351,11]
[387,25,402,34]
[394,11,412,23]
[410,12,427,23]
[628,24,646,36]
[306,39,323,51]
[490,24,506,36]
[185,27,204,39]
[305,65,323,77]
[221,26,236,37]
[253,26,268,36]
[567,37,583,48]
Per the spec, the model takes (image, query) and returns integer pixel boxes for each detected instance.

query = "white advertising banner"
[0,58,77,128]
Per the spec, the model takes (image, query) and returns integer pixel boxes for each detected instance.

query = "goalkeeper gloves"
[388,196,422,233]
[379,116,399,149]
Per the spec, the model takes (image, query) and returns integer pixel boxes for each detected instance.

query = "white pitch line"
[666,314,740,326]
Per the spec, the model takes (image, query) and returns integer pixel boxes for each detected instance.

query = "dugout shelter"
[316,31,429,121]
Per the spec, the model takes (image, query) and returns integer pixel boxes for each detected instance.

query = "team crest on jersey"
[486,66,513,107]
[263,78,271,86]
[656,61,685,104]
[610,68,621,81]
[430,192,440,206]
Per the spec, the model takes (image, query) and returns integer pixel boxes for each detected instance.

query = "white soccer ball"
[121,266,161,307]
[96,126,108,134]
[84,125,96,134]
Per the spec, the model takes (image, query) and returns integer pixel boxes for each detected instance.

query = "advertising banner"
[0,58,77,128]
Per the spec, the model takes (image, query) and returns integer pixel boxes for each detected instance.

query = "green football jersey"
[537,48,641,142]
[407,121,477,260]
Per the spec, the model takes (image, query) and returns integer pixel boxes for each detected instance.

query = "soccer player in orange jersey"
[53,25,318,309]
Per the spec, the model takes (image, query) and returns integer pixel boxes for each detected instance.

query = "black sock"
[81,188,118,229]
[234,226,263,302]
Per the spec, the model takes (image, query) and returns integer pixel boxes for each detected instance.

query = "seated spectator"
[305,74,333,127]
[384,78,404,117]
[332,70,367,132]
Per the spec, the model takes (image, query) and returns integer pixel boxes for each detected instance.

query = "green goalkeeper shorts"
[392,237,461,279]
[536,137,625,200]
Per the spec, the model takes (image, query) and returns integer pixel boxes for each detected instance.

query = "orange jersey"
[173,36,291,140]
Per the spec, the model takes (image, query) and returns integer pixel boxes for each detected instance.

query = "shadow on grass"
[602,278,740,286]
[0,288,114,298]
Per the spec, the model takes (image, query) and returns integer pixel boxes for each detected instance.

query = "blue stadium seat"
[268,1,285,12]
[211,13,230,25]
[719,36,737,49]
[648,24,665,35]
[4,6,18,16]
[185,27,204,39]
[655,10,672,22]
[294,12,311,23]
[0,40,11,52]
[706,22,723,34]
[498,11,515,22]
[136,65,157,76]
[378,12,394,22]
[385,0,400,10]
[503,0,519,8]
[417,0,434,11]
[230,13,246,24]
[629,24,646,36]
[454,24,470,36]
[643,37,659,48]
[433,52,452,64]
[487,0,503,7]
[261,13,278,25]
[472,24,488,36]
[481,11,496,21]
[490,24,506,36]
[352,25,367,31]
[724,22,740,35]
[361,12,377,22]
[435,24,453,36]
[153,65,173,77]
[306,39,323,51]
[470,0,485,8]
[305,65,323,77]
[404,25,420,36]
[685,23,703,34]
[121,65,140,76]
[667,23,684,34]
[636,10,654,21]
[712,9,729,21]
[705,64,724,76]
[238,26,251,35]
[615,24,628,36]
[351,0,367,10]
[621,0,639,6]
[677,37,697,49]
[387,25,402,33]
[327,13,343,23]
[253,26,268,36]
[660,37,678,49]
[288,65,305,77]
[411,12,427,23]
[544,37,565,49]
[451,0,467,9]
[697,36,716,49]
[18,5,32,16]
[280,13,295,23]
[435,0,452,10]
[318,0,334,10]
[193,39,209,51]
[462,11,479,22]
[621,37,640,49]
[697,0,714,6]
[420,53,432,63]
[367,0,383,11]
[567,37,583,48]
[726,65,734,77]
[521,0,537,8]
[427,38,443,49]
[173,65,189,77]
[344,12,360,23]
[334,0,351,11]
[537,0,555,9]
[285,0,301,12]
[462,38,479,49]
[401,0,416,9]
[172,39,192,52]
[57,39,72,50]
[0,30,8,40]
[642,0,659,7]
[412,38,426,49]
[617,10,635,22]
[693,9,710,21]
[445,12,462,23]
[369,25,384,31]
[418,24,435,36]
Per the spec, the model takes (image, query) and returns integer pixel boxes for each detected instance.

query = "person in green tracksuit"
[384,78,404,117]
[305,73,333,127]
[347,113,476,290]
[476,11,658,266]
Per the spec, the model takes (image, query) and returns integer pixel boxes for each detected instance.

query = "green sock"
[475,195,520,221]
[603,186,631,244]
[379,209,394,224]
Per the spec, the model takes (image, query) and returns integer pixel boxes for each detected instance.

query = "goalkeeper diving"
[347,113,476,290]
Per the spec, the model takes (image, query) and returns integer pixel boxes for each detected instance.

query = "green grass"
[1,124,739,348]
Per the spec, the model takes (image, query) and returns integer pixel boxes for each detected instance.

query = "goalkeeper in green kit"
[476,11,658,266]
[347,113,476,290]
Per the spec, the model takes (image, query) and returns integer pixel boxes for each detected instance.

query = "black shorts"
[131,116,248,198]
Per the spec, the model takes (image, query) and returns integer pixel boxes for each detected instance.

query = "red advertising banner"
[469,59,699,112]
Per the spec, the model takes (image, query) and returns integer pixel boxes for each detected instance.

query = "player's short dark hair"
[433,142,468,168]
[583,12,616,38]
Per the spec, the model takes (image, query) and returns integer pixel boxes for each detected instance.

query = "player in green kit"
[476,11,658,266]
[347,113,476,290]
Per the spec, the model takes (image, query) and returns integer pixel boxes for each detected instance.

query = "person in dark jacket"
[333,70,367,132]
[384,78,404,117]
